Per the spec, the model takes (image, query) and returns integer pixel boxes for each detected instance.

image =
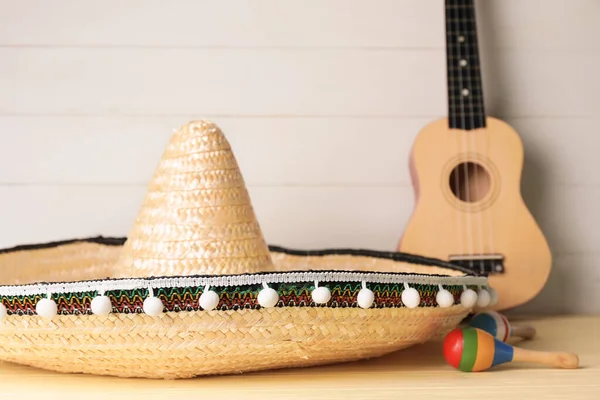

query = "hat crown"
[113,120,274,278]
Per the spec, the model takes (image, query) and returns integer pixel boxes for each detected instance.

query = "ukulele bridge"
[448,254,504,276]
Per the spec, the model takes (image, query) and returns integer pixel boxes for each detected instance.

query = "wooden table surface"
[0,315,597,399]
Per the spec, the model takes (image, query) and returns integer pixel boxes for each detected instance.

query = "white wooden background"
[0,0,598,314]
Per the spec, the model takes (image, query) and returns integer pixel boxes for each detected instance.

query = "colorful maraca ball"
[443,327,513,372]
[469,311,536,342]
[469,311,511,342]
[444,327,579,372]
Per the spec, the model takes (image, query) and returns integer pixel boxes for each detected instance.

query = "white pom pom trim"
[36,294,58,319]
[357,281,375,309]
[199,285,220,311]
[401,283,420,308]
[257,283,279,308]
[143,287,164,317]
[0,271,487,298]
[436,285,454,308]
[476,287,491,308]
[90,292,112,316]
[488,286,499,306]
[460,285,478,308]
[311,281,331,304]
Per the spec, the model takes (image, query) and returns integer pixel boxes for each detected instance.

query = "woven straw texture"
[0,305,467,379]
[0,119,477,378]
[112,119,275,278]
[0,242,471,379]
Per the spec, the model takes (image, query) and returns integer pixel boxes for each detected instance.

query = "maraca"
[469,311,536,342]
[443,327,579,372]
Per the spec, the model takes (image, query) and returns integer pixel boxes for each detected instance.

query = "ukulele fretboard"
[445,0,486,130]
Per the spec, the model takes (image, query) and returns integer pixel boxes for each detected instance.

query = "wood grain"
[0,315,596,399]
[0,0,596,49]
[0,117,597,186]
[0,184,598,253]
[0,49,593,117]
[0,0,597,317]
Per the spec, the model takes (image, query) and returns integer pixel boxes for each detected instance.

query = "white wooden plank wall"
[0,0,598,314]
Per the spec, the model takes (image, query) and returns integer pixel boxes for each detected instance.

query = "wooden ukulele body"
[398,117,552,311]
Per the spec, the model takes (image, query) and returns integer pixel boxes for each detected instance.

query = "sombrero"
[0,120,493,379]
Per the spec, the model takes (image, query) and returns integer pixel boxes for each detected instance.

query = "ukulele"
[398,0,552,311]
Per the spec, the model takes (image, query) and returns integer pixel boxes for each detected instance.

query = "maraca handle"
[512,347,579,369]
[511,325,536,340]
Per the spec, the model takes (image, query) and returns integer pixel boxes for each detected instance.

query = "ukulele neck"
[445,0,486,130]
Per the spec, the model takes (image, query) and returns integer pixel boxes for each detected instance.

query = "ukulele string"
[452,1,475,270]
[470,0,497,273]
[459,0,486,274]
[447,0,467,264]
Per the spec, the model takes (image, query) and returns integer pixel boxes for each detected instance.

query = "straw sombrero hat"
[0,120,493,379]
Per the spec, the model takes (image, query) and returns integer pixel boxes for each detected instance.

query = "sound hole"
[449,162,491,203]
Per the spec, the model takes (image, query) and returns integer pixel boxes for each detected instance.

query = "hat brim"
[0,236,487,379]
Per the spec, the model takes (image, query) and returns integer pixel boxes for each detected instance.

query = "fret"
[446,31,478,35]
[449,109,486,114]
[447,61,480,65]
[449,112,485,118]
[448,82,483,88]
[446,58,482,65]
[449,112,485,119]
[448,85,483,90]
[449,110,485,115]
[448,97,484,102]
[448,95,484,101]
[446,0,476,4]
[445,0,486,130]
[448,121,484,131]
[448,90,484,96]
[448,112,486,118]
[449,116,485,120]
[448,85,482,91]
[449,107,485,114]
[448,98,484,103]
[448,93,482,98]
[447,67,481,72]
[446,18,478,22]
[447,53,481,57]
[447,92,485,100]
[448,97,484,103]
[449,104,485,110]
[446,54,482,60]
[449,102,484,106]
